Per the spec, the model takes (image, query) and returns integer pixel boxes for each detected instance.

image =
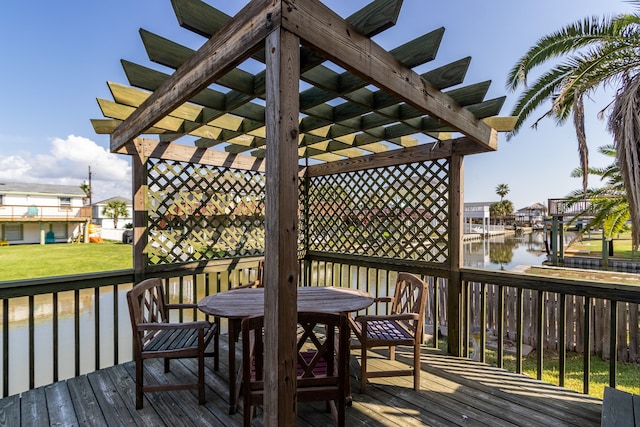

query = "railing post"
[447,154,464,356]
[609,300,618,388]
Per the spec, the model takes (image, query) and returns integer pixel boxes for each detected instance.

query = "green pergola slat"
[140,29,257,96]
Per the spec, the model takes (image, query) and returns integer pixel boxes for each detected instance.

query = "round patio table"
[198,286,374,413]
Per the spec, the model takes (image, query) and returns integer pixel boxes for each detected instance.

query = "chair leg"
[360,346,367,393]
[243,399,252,427]
[135,359,144,409]
[413,342,421,391]
[214,321,220,371]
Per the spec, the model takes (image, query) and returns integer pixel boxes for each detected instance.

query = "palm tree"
[495,184,510,201]
[565,145,629,239]
[507,2,640,249]
[80,182,91,206]
[102,200,129,229]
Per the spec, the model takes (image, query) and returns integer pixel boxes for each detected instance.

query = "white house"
[92,197,133,241]
[464,202,494,234]
[0,182,91,245]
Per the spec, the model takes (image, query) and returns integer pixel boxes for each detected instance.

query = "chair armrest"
[355,313,419,323]
[166,303,197,310]
[373,296,393,304]
[137,321,212,331]
[231,280,258,290]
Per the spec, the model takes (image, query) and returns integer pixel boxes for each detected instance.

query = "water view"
[464,231,548,271]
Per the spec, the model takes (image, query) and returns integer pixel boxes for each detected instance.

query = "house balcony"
[0,204,92,223]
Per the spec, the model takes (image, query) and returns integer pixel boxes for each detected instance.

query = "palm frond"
[608,74,640,250]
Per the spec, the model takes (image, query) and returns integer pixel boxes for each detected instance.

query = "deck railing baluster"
[433,277,439,349]
[94,287,100,371]
[584,296,591,394]
[480,282,486,363]
[516,288,523,374]
[113,284,119,365]
[536,290,544,381]
[497,285,505,369]
[53,292,59,382]
[74,289,80,377]
[28,295,34,389]
[3,299,8,397]
[559,293,567,387]
[609,299,618,388]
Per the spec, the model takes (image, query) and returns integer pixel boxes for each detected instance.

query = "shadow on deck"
[0,336,602,426]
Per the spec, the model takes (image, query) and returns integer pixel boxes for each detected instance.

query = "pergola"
[91,0,514,424]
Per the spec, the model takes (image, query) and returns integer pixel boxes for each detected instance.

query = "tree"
[80,182,91,205]
[490,200,514,225]
[507,2,640,249]
[102,200,129,229]
[495,184,510,201]
[565,145,629,239]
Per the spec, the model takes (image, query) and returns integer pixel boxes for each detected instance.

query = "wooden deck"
[0,335,602,426]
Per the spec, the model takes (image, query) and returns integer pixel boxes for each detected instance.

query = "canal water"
[464,231,548,271]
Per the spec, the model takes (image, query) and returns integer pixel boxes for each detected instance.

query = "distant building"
[0,182,91,244]
[92,197,133,241]
[515,202,547,225]
[464,202,494,234]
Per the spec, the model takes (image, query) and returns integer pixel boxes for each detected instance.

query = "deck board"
[2,335,602,426]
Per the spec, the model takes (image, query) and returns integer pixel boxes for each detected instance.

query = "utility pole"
[88,165,93,206]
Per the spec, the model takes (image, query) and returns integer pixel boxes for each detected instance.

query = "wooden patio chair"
[242,311,349,427]
[233,260,264,290]
[349,272,428,392]
[126,277,219,409]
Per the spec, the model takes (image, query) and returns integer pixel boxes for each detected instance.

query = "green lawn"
[0,241,132,281]
[569,230,640,259]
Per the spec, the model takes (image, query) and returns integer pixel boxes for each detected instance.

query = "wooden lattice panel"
[307,161,450,263]
[145,159,265,265]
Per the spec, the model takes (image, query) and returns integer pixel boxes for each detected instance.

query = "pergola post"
[448,154,464,356]
[131,139,148,283]
[263,27,300,426]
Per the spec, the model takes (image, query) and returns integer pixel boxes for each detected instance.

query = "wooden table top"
[198,286,374,319]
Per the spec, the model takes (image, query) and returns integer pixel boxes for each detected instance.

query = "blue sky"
[0,0,635,208]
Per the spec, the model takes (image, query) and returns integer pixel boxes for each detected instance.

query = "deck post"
[263,26,300,427]
[448,154,464,356]
[131,139,148,283]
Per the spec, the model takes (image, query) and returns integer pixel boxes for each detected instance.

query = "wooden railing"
[0,259,263,398]
[0,204,92,221]
[304,253,640,395]
[1,254,638,398]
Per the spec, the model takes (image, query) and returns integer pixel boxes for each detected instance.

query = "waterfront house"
[92,196,133,240]
[0,181,91,244]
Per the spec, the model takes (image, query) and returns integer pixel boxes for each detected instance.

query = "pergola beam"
[115,138,266,172]
[281,0,498,151]
[306,136,491,177]
[110,0,280,151]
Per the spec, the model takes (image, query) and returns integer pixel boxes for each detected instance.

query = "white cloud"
[0,135,131,202]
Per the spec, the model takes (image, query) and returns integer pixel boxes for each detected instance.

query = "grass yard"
[568,230,640,259]
[0,241,132,281]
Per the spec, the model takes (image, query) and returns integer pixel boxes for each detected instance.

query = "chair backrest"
[127,278,168,349]
[253,260,264,287]
[390,272,428,336]
[242,311,349,401]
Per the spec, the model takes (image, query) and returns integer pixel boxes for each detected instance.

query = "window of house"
[51,223,68,240]
[60,197,71,209]
[0,194,3,205]
[4,224,22,241]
